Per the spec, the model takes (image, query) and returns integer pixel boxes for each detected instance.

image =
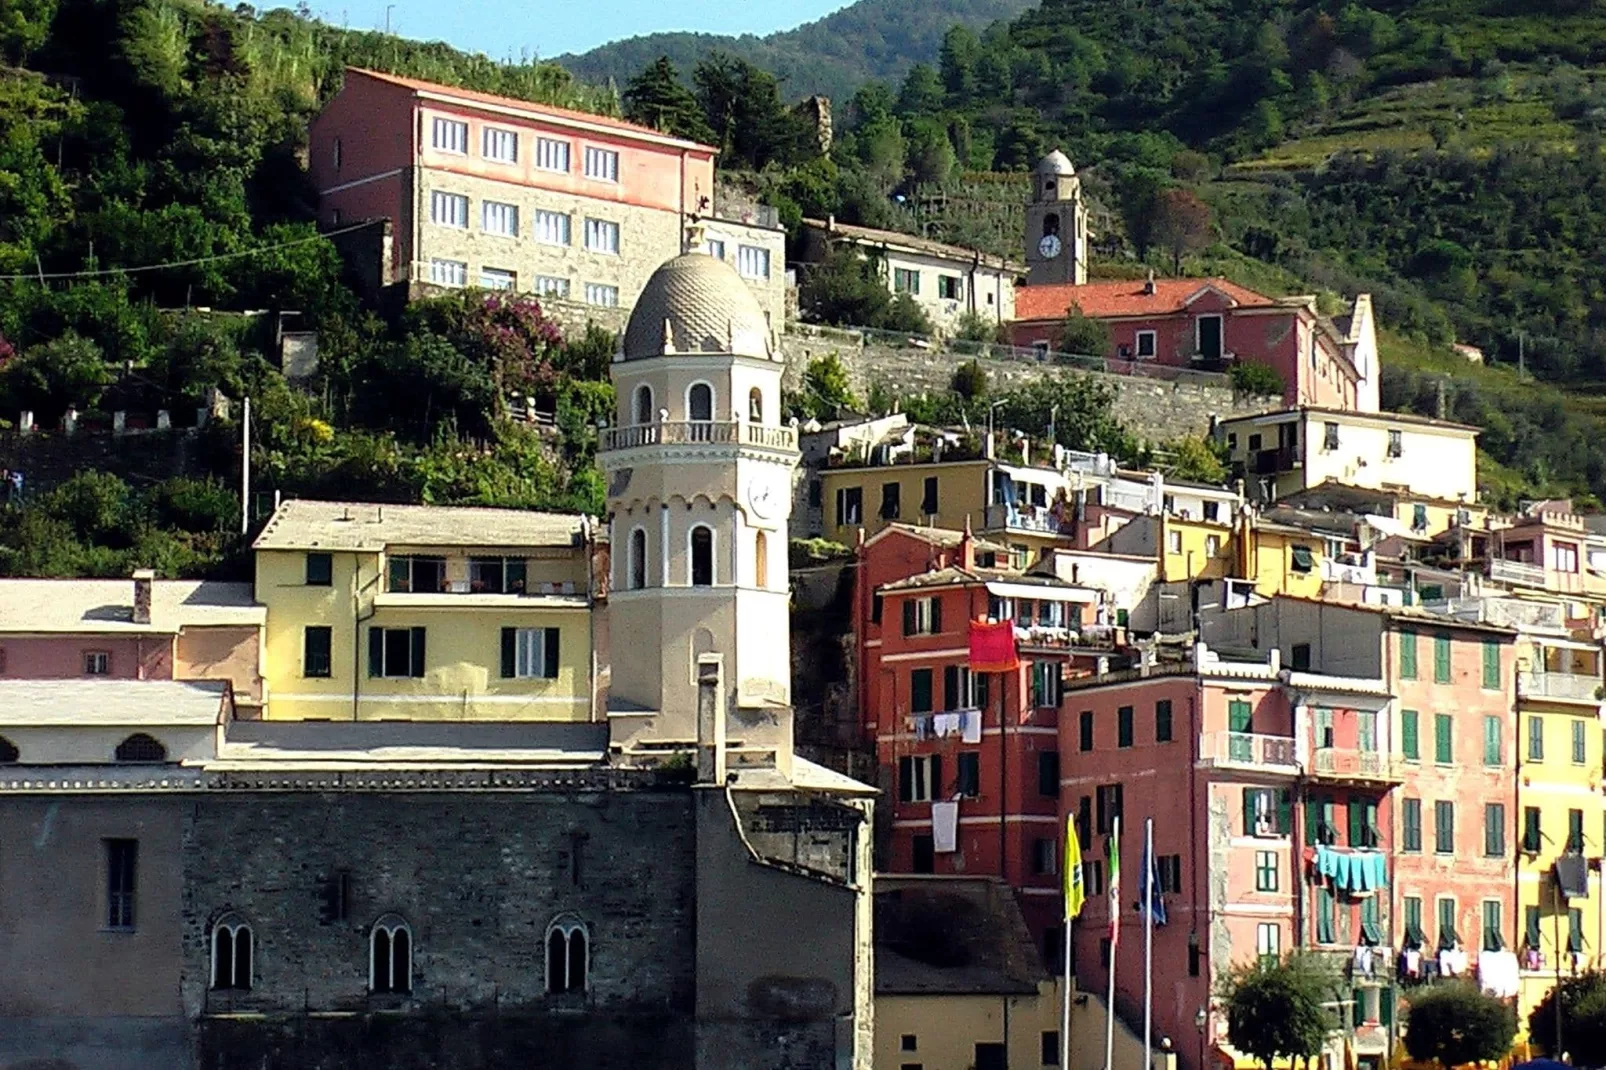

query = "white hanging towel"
[931,800,959,853]
[960,708,983,743]
[1477,950,1519,999]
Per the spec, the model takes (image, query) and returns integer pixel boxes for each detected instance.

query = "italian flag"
[1108,817,1121,945]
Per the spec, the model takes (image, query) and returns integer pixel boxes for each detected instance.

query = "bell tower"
[1025,149,1088,286]
[600,246,800,773]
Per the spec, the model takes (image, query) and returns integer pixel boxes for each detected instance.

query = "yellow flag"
[1064,816,1085,920]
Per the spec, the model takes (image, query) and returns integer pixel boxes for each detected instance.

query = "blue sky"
[316,0,855,59]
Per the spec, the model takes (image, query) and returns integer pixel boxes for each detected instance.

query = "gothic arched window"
[546,914,589,994]
[690,526,715,587]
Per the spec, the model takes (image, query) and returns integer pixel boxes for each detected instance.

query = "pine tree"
[622,57,714,145]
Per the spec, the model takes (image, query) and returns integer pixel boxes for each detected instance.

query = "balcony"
[1199,731,1298,774]
[1428,596,1566,633]
[1311,747,1404,785]
[1488,558,1548,589]
[983,503,1066,535]
[1519,670,1603,705]
[1321,556,1377,586]
[1250,447,1299,476]
[602,420,797,453]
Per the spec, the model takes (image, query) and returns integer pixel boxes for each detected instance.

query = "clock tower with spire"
[1025,149,1088,286]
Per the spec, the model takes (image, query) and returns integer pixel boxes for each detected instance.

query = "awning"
[985,581,1099,603]
[1439,920,1460,951]
[1291,545,1314,569]
[1361,918,1383,946]
[1403,920,1426,950]
[1555,852,1590,899]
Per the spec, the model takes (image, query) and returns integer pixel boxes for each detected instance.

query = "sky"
[315,0,856,59]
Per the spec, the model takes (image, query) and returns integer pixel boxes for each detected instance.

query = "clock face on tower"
[747,478,777,520]
[1038,233,1062,259]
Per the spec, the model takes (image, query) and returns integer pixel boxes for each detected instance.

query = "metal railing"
[1520,670,1602,704]
[1312,748,1402,781]
[1427,596,1566,632]
[602,421,797,452]
[983,503,1066,534]
[1201,731,1299,772]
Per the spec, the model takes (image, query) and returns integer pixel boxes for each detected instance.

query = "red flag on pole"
[968,618,1019,672]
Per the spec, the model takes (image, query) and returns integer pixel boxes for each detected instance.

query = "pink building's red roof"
[1014,277,1278,323]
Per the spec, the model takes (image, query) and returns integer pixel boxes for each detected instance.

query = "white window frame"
[905,754,938,802]
[685,380,716,422]
[1195,313,1224,357]
[583,146,619,182]
[737,244,771,280]
[584,218,620,255]
[705,237,726,260]
[481,200,519,237]
[513,627,558,678]
[1167,529,1183,554]
[84,650,110,675]
[937,274,962,300]
[1256,922,1280,961]
[545,914,590,993]
[535,137,571,173]
[893,267,920,294]
[430,191,469,229]
[584,283,619,308]
[533,210,571,246]
[482,126,518,163]
[1205,534,1221,557]
[1135,330,1157,359]
[430,117,468,154]
[479,267,516,291]
[533,275,570,299]
[632,384,655,425]
[211,913,253,991]
[369,914,413,993]
[429,259,467,287]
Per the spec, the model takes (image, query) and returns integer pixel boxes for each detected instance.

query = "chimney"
[1144,268,1157,296]
[959,515,976,571]
[695,655,726,786]
[132,568,155,625]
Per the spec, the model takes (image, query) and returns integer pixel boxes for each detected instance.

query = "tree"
[0,0,56,64]
[896,63,944,117]
[905,118,957,186]
[623,56,714,144]
[950,359,988,402]
[1116,167,1167,259]
[798,247,894,330]
[1404,984,1517,1069]
[796,353,860,421]
[1526,970,1606,1059]
[995,375,1131,456]
[1153,188,1214,274]
[0,331,110,425]
[1057,303,1113,357]
[1219,954,1339,1070]
[693,53,808,170]
[1165,436,1227,484]
[939,26,980,104]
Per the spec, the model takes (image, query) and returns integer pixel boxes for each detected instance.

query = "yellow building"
[1514,631,1605,1031]
[1250,520,1330,600]
[253,500,597,722]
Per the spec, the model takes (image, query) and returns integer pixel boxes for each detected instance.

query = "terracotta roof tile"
[1014,277,1277,323]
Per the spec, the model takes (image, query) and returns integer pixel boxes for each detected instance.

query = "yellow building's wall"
[1251,532,1325,599]
[257,547,592,722]
[819,462,989,545]
[875,984,1063,1070]
[1389,500,1481,540]
[1160,517,1236,583]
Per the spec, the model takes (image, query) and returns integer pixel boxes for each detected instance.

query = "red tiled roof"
[345,68,718,151]
[1013,277,1278,323]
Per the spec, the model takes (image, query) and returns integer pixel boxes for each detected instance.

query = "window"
[388,555,445,593]
[1095,783,1124,834]
[479,267,516,291]
[1523,807,1542,852]
[481,200,519,236]
[481,126,517,162]
[956,751,981,797]
[1569,808,1585,852]
[105,839,137,929]
[880,481,901,520]
[755,530,769,589]
[836,486,863,527]
[909,668,934,714]
[1167,529,1182,554]
[1155,700,1173,743]
[533,210,572,246]
[211,914,253,990]
[1291,643,1312,671]
[1038,752,1060,797]
[921,476,939,515]
[545,914,590,993]
[1117,706,1134,748]
[502,627,560,680]
[1079,710,1094,751]
[1031,661,1063,708]
[1386,429,1403,459]
[584,283,620,307]
[1204,500,1220,522]
[629,528,648,589]
[583,146,619,181]
[1135,330,1156,359]
[942,665,975,712]
[1257,922,1280,966]
[1031,837,1058,876]
[84,650,110,675]
[690,525,715,586]
[584,218,620,254]
[1401,709,1419,760]
[369,626,426,678]
[1043,1031,1060,1066]
[1243,788,1289,837]
[1255,850,1278,891]
[1358,709,1377,753]
[1573,719,1587,765]
[332,137,342,171]
[1316,884,1336,944]
[1085,859,1104,897]
[1290,544,1314,573]
[1556,542,1580,573]
[705,237,726,259]
[1485,803,1506,857]
[737,245,771,279]
[1323,421,1340,450]
[1434,800,1455,855]
[937,275,962,300]
[533,275,571,299]
[304,626,333,678]
[1432,632,1453,682]
[1402,798,1422,852]
[306,552,333,585]
[897,754,940,803]
[1484,715,1502,766]
[893,268,920,294]
[902,596,942,636]
[370,914,412,993]
[1349,800,1379,848]
[470,555,529,594]
[1482,640,1500,690]
[1434,713,1453,764]
[1399,629,1418,679]
[1570,908,1586,953]
[536,137,570,172]
[688,382,714,421]
[1437,898,1459,951]
[115,733,166,762]
[431,116,467,153]
[429,259,467,287]
[430,191,469,228]
[912,835,935,873]
[748,387,764,423]
[633,384,655,426]
[1528,715,1545,761]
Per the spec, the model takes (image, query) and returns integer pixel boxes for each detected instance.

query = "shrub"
[1057,304,1112,357]
[1404,983,1516,1069]
[1230,360,1285,397]
[950,359,988,402]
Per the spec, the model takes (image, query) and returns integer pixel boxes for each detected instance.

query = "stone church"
[0,246,875,1070]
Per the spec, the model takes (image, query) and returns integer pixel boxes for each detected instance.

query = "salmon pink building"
[1010,277,1379,413]
[307,68,785,321]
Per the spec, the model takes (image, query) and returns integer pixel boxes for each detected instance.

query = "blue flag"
[1134,837,1167,927]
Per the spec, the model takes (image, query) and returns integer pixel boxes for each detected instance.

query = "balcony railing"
[1321,557,1377,586]
[983,503,1066,535]
[1520,670,1603,704]
[1428,596,1566,632]
[602,420,797,453]
[1489,558,1548,588]
[1200,731,1299,773]
[1312,748,1403,782]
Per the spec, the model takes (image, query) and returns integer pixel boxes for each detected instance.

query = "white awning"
[985,581,1099,603]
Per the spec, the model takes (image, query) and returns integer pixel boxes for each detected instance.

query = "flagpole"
[1144,817,1154,1070]
[1104,814,1119,1070]
[1061,815,1073,1070]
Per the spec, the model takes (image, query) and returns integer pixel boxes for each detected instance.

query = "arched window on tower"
[690,526,714,587]
[211,913,253,990]
[688,382,713,422]
[755,530,768,589]
[370,914,412,994]
[1042,212,1061,239]
[629,528,647,590]
[749,387,764,424]
[546,914,589,994]
[633,384,655,426]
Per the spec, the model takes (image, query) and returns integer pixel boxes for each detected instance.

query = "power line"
[0,221,377,282]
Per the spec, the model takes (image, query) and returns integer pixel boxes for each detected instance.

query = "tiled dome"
[621,252,773,361]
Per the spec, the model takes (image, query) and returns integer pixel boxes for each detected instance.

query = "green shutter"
[500,628,516,678]
[1570,909,1585,953]
[1434,633,1452,683]
[1229,699,1252,733]
[1484,715,1501,766]
[1401,710,1419,760]
[1276,789,1292,835]
[1347,801,1364,848]
[410,626,426,678]
[368,627,384,678]
[1526,906,1542,949]
[1305,798,1322,846]
[543,627,560,679]
[1483,639,1500,690]
[1380,986,1395,1028]
[1435,713,1453,764]
[1400,629,1417,679]
[1317,885,1335,944]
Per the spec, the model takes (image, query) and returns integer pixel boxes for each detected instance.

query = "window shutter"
[1305,798,1322,845]
[898,757,913,803]
[543,628,561,679]
[903,600,917,636]
[1243,788,1257,835]
[1276,790,1293,835]
[930,597,943,634]
[501,628,516,678]
[1347,802,1363,847]
[368,627,384,678]
[944,666,959,711]
[410,627,427,678]
[930,755,943,799]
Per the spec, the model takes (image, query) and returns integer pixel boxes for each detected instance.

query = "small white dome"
[1037,150,1076,176]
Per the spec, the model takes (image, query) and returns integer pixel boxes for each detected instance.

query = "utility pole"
[385,4,395,33]
[240,396,251,536]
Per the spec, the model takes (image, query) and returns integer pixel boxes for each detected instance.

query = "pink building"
[0,573,266,714]
[1011,278,1378,413]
